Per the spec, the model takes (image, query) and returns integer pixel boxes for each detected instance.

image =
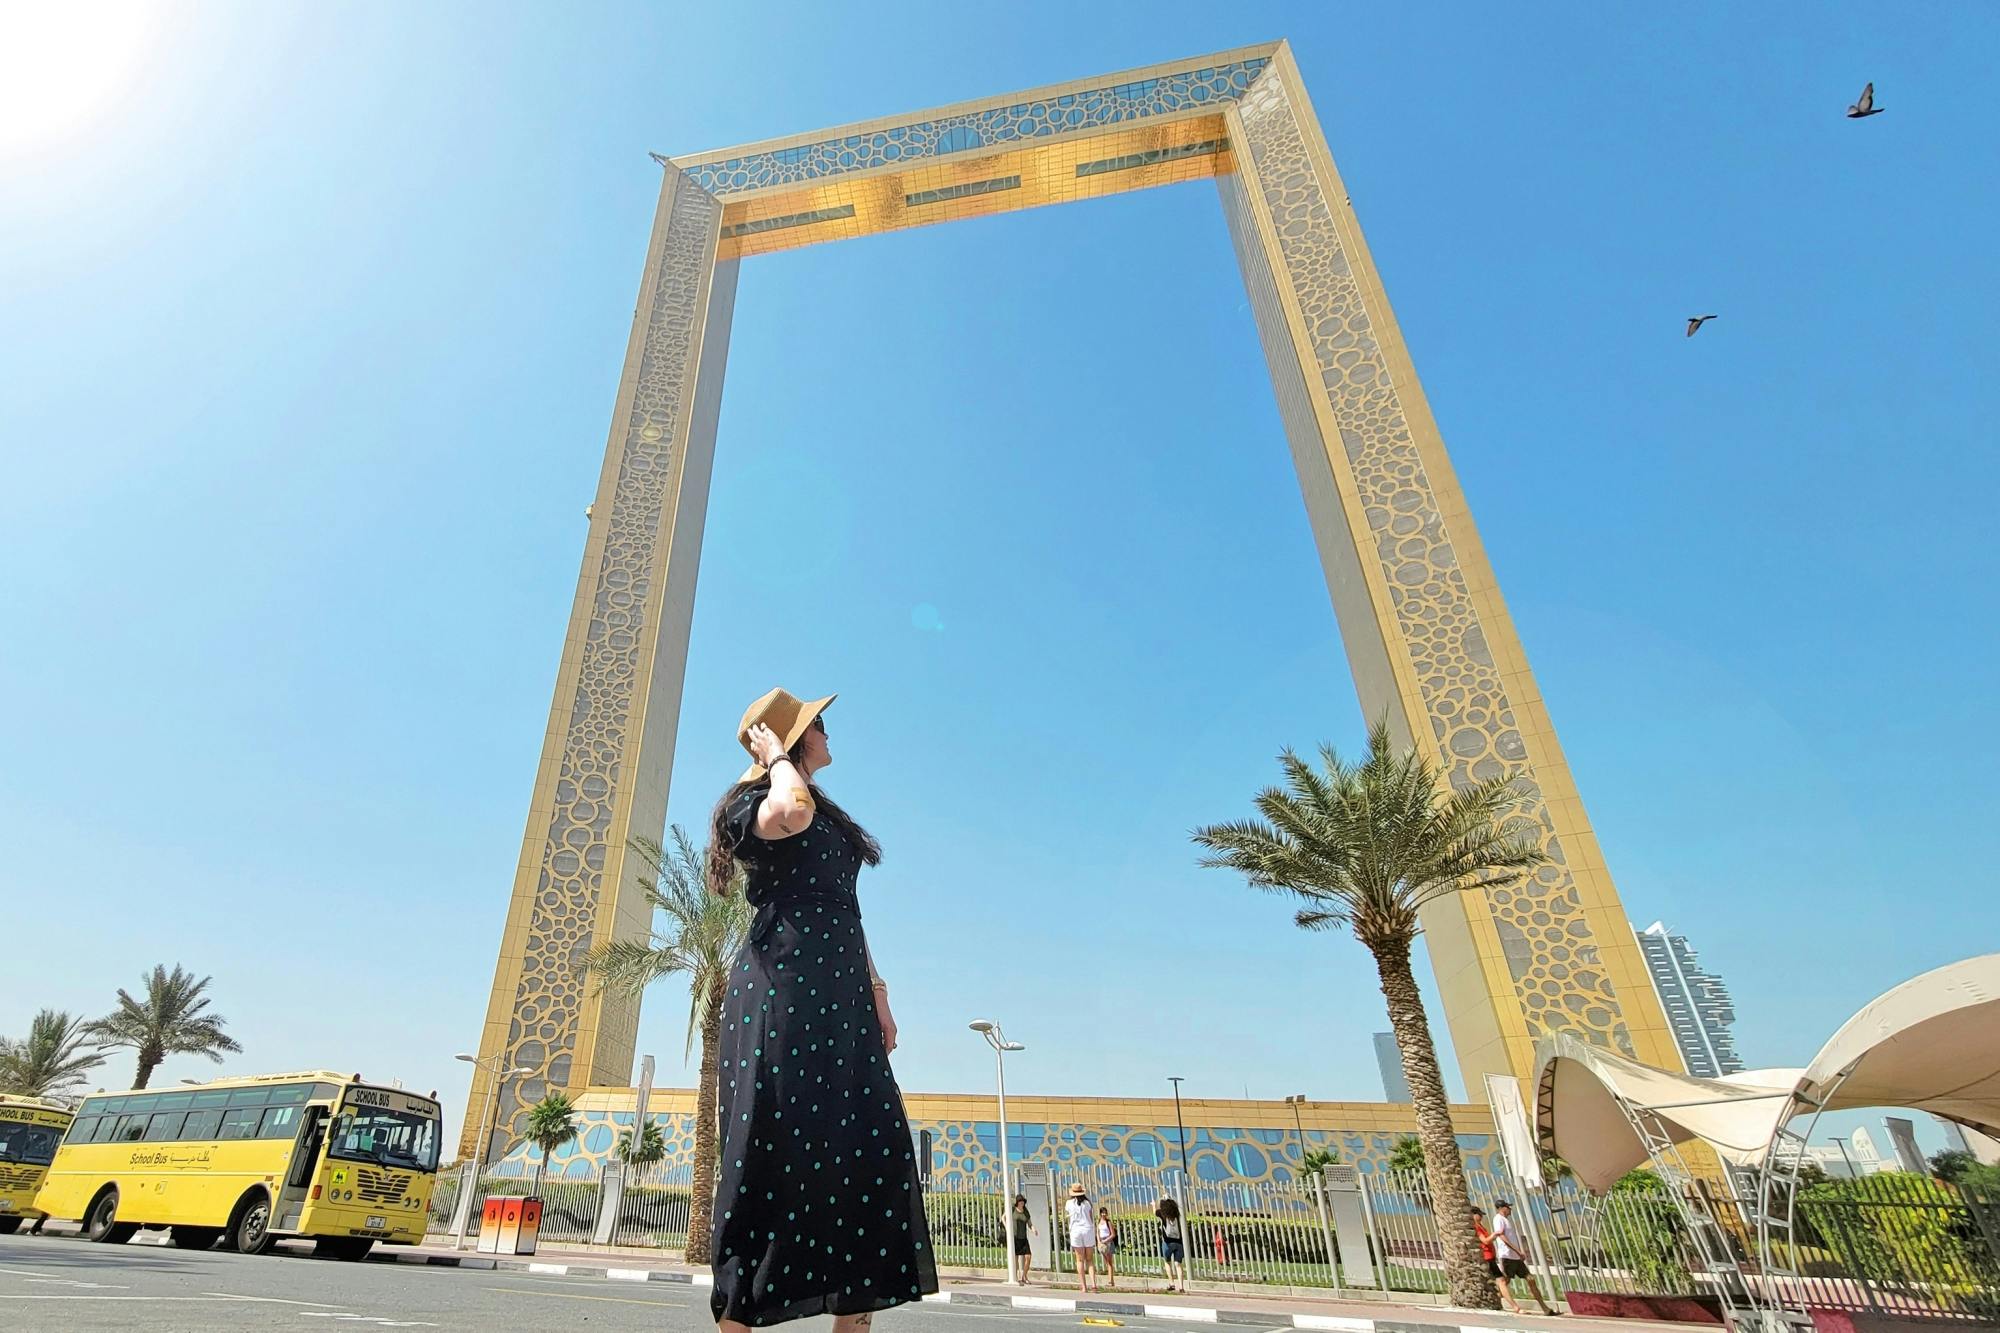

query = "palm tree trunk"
[685,977,725,1264]
[1373,939,1500,1310]
[131,1046,161,1090]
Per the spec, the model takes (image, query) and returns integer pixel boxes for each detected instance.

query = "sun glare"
[0,2,161,159]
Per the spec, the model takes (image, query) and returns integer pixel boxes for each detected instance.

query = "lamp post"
[970,1020,1026,1284]
[1168,1076,1192,1195]
[1831,1137,1860,1180]
[1283,1094,1308,1168]
[453,1053,530,1247]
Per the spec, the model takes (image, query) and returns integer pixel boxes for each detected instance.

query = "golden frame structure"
[465,41,1681,1160]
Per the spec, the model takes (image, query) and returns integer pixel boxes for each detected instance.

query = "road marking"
[606,1267,653,1281]
[25,1277,129,1289]
[1293,1318,1375,1332]
[298,1314,439,1326]
[1144,1307,1219,1323]
[1016,1296,1081,1311]
[527,1261,569,1274]
[489,1281,682,1307]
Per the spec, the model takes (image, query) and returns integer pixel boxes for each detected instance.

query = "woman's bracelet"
[766,754,795,771]
[869,976,888,992]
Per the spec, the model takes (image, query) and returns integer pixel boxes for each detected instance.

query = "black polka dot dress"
[711,782,937,1325]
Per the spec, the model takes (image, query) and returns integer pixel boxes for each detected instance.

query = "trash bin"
[475,1196,509,1255]
[474,1195,543,1256]
[514,1199,543,1255]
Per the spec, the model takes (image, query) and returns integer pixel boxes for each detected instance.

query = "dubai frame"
[464,41,1682,1159]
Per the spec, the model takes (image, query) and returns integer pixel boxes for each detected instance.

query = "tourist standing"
[1011,1194,1033,1283]
[1097,1205,1120,1288]
[1156,1197,1186,1292]
[1065,1184,1099,1292]
[706,689,939,1330]
[1490,1199,1556,1315]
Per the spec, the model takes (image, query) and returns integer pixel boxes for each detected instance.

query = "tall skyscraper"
[1635,922,1745,1078]
[1374,1032,1412,1102]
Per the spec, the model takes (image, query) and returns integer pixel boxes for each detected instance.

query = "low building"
[483,1087,1503,1188]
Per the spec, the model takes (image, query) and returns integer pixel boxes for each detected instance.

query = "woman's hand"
[747,722,790,768]
[874,987,898,1055]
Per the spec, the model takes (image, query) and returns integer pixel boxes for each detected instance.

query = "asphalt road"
[0,1234,1254,1332]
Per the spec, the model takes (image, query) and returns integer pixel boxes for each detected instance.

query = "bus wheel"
[226,1191,276,1255]
[85,1190,136,1244]
[169,1226,222,1250]
[313,1237,374,1261]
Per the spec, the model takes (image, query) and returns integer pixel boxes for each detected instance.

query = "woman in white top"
[1064,1184,1099,1293]
[1096,1206,1120,1289]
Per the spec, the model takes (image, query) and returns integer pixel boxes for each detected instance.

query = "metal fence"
[428,1156,2000,1318]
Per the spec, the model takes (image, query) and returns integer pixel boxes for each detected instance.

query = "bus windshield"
[0,1120,63,1166]
[326,1105,440,1173]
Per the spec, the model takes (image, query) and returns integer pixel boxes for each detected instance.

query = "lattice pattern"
[491,176,725,1144]
[680,59,1267,196]
[1234,68,1634,1055]
[486,1107,1502,1187]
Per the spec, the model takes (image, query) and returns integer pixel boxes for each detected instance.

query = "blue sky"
[3,3,1996,1160]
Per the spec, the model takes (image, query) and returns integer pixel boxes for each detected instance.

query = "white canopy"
[1534,1034,1799,1192]
[1796,952,2000,1137]
[1533,953,2000,1193]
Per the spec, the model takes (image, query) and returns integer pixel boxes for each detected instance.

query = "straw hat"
[1069,1183,1088,1198]
[736,687,836,784]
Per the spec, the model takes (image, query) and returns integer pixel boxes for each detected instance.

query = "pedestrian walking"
[1156,1197,1186,1292]
[1471,1206,1498,1284]
[1490,1199,1556,1315]
[706,688,939,1331]
[1011,1194,1033,1283]
[1066,1184,1099,1292]
[1096,1205,1121,1288]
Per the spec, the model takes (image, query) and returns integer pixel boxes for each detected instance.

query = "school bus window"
[64,1116,98,1143]
[218,1106,261,1140]
[258,1104,302,1139]
[112,1114,148,1142]
[226,1086,272,1109]
[83,1117,115,1144]
[182,1108,224,1140]
[0,1119,63,1166]
[123,1094,160,1114]
[143,1111,186,1142]
[190,1089,230,1108]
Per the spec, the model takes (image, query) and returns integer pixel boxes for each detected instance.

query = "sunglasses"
[810,715,828,738]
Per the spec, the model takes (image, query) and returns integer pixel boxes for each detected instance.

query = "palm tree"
[0,1010,108,1101]
[86,964,242,1089]
[619,1120,667,1167]
[1301,1147,1341,1180]
[583,828,750,1263]
[525,1092,578,1189]
[1388,1135,1427,1176]
[1193,720,1545,1311]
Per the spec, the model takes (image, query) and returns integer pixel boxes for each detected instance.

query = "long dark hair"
[706,739,881,895]
[1156,1197,1180,1221]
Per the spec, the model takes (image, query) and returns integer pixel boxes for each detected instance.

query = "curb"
[329,1251,1561,1333]
[21,1231,1562,1333]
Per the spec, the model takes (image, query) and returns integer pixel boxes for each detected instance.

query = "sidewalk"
[367,1235,1699,1333]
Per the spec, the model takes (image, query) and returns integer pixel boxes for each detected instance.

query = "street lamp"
[1168,1076,1192,1196]
[1283,1094,1308,1167]
[453,1053,531,1248]
[970,1020,1026,1285]
[1830,1137,1860,1179]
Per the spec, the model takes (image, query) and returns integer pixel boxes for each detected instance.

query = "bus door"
[275,1105,330,1231]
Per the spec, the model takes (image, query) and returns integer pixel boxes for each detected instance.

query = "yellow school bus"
[0,1093,76,1233]
[34,1071,439,1258]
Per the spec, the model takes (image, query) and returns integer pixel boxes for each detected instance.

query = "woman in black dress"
[704,688,937,1330]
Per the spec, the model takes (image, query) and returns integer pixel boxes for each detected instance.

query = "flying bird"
[1847,82,1884,118]
[1686,315,1717,338]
